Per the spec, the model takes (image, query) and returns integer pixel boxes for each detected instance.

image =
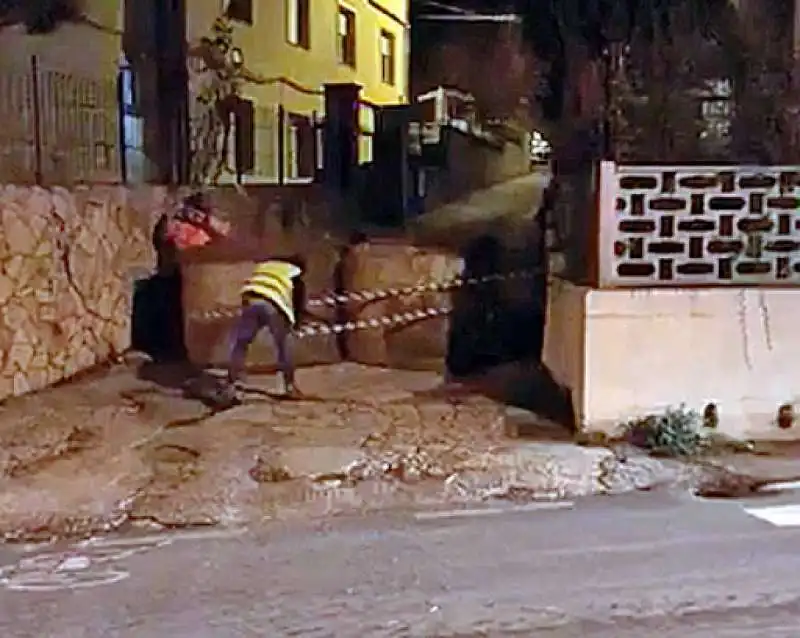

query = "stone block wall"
[180,228,342,370]
[342,240,463,370]
[0,184,158,401]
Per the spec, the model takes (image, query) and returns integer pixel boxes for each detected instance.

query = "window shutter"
[297,117,315,177]
[288,113,315,178]
[298,0,310,48]
[345,13,356,66]
[235,97,255,174]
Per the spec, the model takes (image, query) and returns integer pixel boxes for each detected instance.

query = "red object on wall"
[166,220,213,249]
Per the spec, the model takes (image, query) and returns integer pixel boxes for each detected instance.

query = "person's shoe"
[283,383,304,399]
[227,371,246,386]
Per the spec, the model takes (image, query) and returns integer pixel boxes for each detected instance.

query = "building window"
[358,104,374,163]
[337,6,356,68]
[120,65,138,116]
[286,113,315,180]
[119,59,146,183]
[224,0,253,24]
[286,0,310,49]
[379,30,395,85]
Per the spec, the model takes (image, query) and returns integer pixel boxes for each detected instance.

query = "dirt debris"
[2,424,97,479]
[249,453,293,483]
[0,362,594,542]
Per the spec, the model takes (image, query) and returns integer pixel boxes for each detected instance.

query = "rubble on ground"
[6,362,793,544]
[692,461,800,498]
[302,439,687,503]
[249,454,292,483]
[1,425,96,479]
[308,447,450,488]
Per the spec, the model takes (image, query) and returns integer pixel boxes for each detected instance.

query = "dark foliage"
[0,0,84,33]
[431,0,740,121]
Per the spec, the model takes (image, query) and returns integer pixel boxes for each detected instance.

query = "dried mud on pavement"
[0,362,514,543]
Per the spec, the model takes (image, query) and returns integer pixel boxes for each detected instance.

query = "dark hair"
[348,231,368,245]
[183,191,210,212]
[285,252,307,271]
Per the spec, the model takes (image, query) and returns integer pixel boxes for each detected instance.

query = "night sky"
[412,0,745,120]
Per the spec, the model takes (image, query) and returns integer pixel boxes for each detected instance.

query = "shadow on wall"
[131,273,187,362]
[130,214,187,363]
[445,229,547,378]
[443,209,577,424]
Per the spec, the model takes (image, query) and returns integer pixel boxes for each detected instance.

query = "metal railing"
[0,55,122,185]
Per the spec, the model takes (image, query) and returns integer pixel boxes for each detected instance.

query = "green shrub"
[623,405,706,457]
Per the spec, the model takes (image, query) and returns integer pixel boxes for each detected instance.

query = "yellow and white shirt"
[240,260,303,325]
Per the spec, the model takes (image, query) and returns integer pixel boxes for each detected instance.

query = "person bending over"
[227,255,309,397]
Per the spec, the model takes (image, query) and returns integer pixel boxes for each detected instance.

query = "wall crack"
[758,291,773,351]
[737,290,753,370]
[49,205,109,329]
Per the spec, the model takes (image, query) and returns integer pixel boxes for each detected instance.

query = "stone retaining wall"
[0,185,157,401]
[181,236,463,373]
[342,241,462,370]
[181,234,342,369]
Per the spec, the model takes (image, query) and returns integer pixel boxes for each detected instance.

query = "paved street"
[3,486,800,637]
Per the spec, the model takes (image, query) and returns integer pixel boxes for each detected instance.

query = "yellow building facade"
[0,0,123,183]
[0,0,409,184]
[0,0,122,78]
[187,0,410,183]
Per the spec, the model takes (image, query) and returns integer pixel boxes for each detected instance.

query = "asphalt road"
[2,487,800,637]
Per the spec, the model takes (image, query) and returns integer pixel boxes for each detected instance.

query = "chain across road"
[189,268,540,338]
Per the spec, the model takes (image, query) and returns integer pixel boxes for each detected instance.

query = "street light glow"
[415,13,522,22]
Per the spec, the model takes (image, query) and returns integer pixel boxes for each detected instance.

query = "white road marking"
[755,480,800,493]
[2,527,247,593]
[79,526,246,548]
[3,569,129,592]
[414,501,574,521]
[744,504,800,527]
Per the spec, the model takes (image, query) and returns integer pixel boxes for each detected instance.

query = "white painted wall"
[544,280,800,440]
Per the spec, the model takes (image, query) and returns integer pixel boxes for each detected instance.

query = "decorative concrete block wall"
[597,163,800,286]
[0,185,157,400]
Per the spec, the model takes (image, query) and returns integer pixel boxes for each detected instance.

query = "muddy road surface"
[0,361,517,542]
